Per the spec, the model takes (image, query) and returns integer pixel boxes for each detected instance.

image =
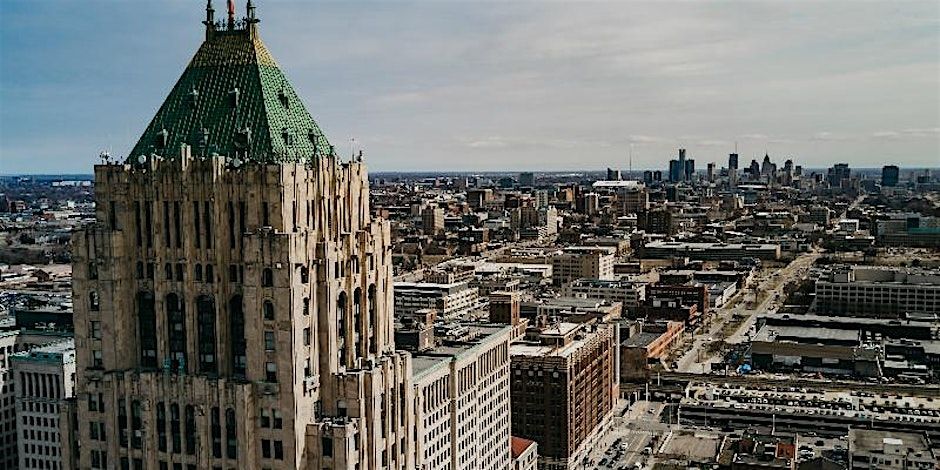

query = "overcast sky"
[1,0,938,174]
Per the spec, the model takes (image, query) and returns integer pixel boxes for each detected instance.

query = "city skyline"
[1,1,939,173]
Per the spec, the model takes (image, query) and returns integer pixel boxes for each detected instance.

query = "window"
[166,294,186,372]
[203,201,212,248]
[322,437,333,457]
[118,398,128,447]
[131,400,142,449]
[88,262,98,280]
[165,263,173,281]
[195,264,203,282]
[164,201,171,247]
[170,403,181,453]
[175,263,184,281]
[368,284,377,354]
[303,327,310,346]
[92,350,103,368]
[260,409,270,428]
[225,408,237,459]
[89,291,100,311]
[263,300,275,321]
[157,402,167,452]
[300,266,309,283]
[262,439,271,459]
[229,264,238,283]
[90,321,102,340]
[230,296,246,377]
[211,407,221,458]
[262,268,274,287]
[193,201,201,248]
[302,297,309,316]
[197,296,217,374]
[135,201,143,247]
[264,331,275,351]
[265,362,277,383]
[273,440,283,460]
[206,264,214,283]
[145,202,153,247]
[174,201,182,248]
[137,292,157,368]
[272,409,282,429]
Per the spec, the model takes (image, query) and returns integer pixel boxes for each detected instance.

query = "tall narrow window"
[262,202,269,227]
[206,264,214,283]
[193,202,201,248]
[110,201,118,230]
[89,291,100,311]
[173,201,182,248]
[227,202,236,249]
[337,291,347,367]
[163,201,171,247]
[195,264,203,282]
[292,201,298,232]
[170,403,181,453]
[138,292,157,368]
[185,405,196,455]
[238,201,246,251]
[229,296,246,377]
[145,202,153,247]
[211,407,222,458]
[156,402,167,452]
[134,201,142,247]
[131,400,143,449]
[262,268,273,287]
[204,201,212,249]
[197,296,216,374]
[369,284,377,354]
[225,408,237,459]
[118,398,128,447]
[263,300,275,321]
[166,294,186,371]
[353,288,362,358]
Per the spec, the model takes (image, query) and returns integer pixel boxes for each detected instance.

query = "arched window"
[262,268,274,287]
[170,403,181,453]
[156,402,167,452]
[197,296,217,374]
[166,294,186,372]
[263,300,275,321]
[225,408,237,459]
[230,295,246,377]
[368,284,377,354]
[89,291,100,311]
[185,404,196,455]
[137,292,157,368]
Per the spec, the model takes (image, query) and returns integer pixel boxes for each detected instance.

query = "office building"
[563,278,646,313]
[828,163,851,188]
[550,246,615,287]
[881,165,900,187]
[71,5,415,469]
[423,206,445,235]
[814,267,940,318]
[394,281,480,320]
[519,172,535,187]
[510,322,619,470]
[642,241,781,260]
[411,324,513,470]
[848,429,936,470]
[12,339,76,470]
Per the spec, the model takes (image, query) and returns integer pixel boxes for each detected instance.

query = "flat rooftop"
[411,323,509,378]
[622,332,661,348]
[753,324,859,344]
[849,429,930,453]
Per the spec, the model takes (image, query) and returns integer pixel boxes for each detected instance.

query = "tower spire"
[227,0,236,29]
[203,0,216,39]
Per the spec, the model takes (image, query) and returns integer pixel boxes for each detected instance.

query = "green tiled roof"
[129,26,331,163]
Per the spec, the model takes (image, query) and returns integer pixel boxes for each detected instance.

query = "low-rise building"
[814,266,940,318]
[394,281,480,320]
[642,241,781,260]
[563,278,646,313]
[848,429,936,470]
[550,246,615,287]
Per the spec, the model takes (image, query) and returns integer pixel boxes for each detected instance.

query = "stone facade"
[71,5,414,469]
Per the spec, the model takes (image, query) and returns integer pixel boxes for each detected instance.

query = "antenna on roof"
[629,143,634,175]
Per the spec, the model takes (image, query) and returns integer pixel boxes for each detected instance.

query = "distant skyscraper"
[707,162,715,182]
[728,153,739,171]
[606,168,622,181]
[668,159,683,183]
[642,170,653,184]
[882,165,900,187]
[828,163,851,188]
[519,172,535,187]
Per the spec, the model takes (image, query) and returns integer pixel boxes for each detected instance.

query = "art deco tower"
[72,2,414,469]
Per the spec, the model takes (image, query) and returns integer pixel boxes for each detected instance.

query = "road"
[675,249,820,373]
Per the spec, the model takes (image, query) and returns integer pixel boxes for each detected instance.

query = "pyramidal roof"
[129,2,332,163]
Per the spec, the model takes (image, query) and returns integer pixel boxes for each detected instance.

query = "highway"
[675,249,820,373]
